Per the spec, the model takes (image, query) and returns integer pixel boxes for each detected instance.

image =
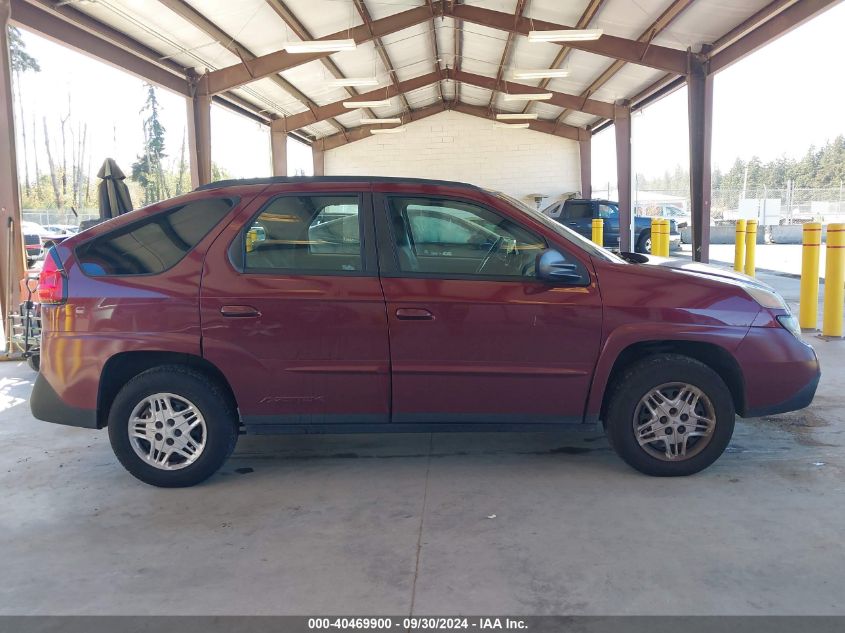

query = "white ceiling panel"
[279,0,364,39]
[653,0,774,50]
[58,0,799,142]
[434,17,457,71]
[380,22,433,81]
[591,0,668,39]
[588,64,667,104]
[526,0,601,26]
[364,0,427,21]
[182,0,285,58]
[458,83,494,106]
[280,60,354,105]
[459,23,508,77]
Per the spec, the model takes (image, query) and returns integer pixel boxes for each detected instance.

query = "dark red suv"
[31,177,820,487]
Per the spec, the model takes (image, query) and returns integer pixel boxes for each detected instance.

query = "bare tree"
[43,117,62,208]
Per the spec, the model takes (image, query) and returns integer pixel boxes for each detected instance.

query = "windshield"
[491,191,626,264]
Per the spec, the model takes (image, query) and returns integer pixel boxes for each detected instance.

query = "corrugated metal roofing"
[49,0,830,143]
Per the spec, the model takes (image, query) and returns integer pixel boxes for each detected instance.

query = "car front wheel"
[605,354,735,476]
[107,366,238,487]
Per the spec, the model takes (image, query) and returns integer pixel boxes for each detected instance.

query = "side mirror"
[536,249,588,285]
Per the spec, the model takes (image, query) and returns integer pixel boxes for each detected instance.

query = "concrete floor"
[1,273,844,616]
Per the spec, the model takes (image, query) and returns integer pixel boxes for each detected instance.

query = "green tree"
[131,85,170,204]
[9,26,40,197]
[8,26,40,73]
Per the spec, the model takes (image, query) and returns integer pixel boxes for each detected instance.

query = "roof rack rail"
[194,175,483,192]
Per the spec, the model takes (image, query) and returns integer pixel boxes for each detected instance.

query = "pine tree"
[131,85,169,204]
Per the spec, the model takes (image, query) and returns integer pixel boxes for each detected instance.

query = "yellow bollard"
[650,218,660,255]
[744,219,758,277]
[799,223,822,330]
[592,218,604,246]
[734,220,746,272]
[822,223,845,338]
[661,219,671,257]
[651,218,667,256]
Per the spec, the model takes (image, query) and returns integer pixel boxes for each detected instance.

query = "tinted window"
[541,201,562,218]
[598,203,618,219]
[244,195,362,273]
[563,202,593,220]
[76,198,234,276]
[388,197,545,278]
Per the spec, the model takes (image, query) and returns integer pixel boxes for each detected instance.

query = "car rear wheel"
[107,365,238,487]
[605,354,735,476]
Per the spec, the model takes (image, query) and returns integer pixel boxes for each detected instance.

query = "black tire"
[636,231,651,254]
[605,354,735,476]
[26,354,40,372]
[107,365,238,487]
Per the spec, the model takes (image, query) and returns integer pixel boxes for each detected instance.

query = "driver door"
[374,192,602,425]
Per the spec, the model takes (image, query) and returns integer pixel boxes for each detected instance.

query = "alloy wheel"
[128,392,207,470]
[632,382,716,461]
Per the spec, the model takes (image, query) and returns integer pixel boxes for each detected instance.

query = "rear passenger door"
[560,201,594,240]
[199,185,391,431]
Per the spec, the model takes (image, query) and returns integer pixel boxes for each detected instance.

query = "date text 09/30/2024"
[307,617,528,630]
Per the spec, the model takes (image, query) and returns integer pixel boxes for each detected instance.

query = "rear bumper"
[30,372,99,429]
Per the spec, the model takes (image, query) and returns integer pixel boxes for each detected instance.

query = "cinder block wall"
[324,110,581,207]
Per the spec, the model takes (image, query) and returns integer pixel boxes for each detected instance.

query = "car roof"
[195,176,484,192]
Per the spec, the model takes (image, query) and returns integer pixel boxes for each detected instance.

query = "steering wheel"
[475,236,505,274]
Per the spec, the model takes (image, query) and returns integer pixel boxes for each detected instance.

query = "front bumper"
[736,327,820,417]
[30,372,99,429]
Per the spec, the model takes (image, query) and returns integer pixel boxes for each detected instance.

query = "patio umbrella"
[97,158,133,219]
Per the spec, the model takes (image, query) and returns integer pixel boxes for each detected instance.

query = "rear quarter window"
[75,197,235,276]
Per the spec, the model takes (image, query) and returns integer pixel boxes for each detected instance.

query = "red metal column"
[579,133,591,199]
[187,72,212,187]
[614,103,632,252]
[688,53,713,263]
[0,0,25,334]
[270,127,287,177]
[312,142,325,177]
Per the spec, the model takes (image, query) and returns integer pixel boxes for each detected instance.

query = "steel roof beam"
[453,0,463,102]
[273,70,441,133]
[447,3,688,74]
[317,98,588,151]
[265,0,377,121]
[353,0,411,112]
[523,0,606,114]
[554,0,695,124]
[157,0,344,132]
[12,0,190,96]
[317,102,448,150]
[486,0,528,110]
[425,0,444,101]
[272,68,606,132]
[206,3,437,95]
[453,69,614,119]
[709,0,840,73]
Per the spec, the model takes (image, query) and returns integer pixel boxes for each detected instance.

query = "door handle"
[395,308,434,321]
[568,221,578,225]
[220,305,261,318]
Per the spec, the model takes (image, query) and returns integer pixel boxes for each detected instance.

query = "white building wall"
[323,110,582,207]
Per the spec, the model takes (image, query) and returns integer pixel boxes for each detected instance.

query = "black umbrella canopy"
[97,158,133,219]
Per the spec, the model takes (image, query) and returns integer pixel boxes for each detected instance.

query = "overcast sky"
[12,2,844,187]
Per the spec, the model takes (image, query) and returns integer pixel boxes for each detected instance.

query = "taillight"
[37,248,67,304]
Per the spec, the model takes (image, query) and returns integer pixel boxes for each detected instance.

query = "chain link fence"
[592,185,845,225]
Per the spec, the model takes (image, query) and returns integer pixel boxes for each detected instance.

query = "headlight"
[743,285,788,311]
[777,314,802,338]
